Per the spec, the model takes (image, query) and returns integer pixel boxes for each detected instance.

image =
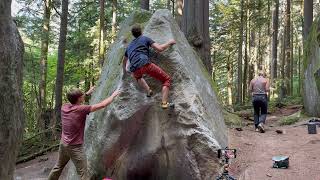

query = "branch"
[52,3,61,16]
[16,144,59,164]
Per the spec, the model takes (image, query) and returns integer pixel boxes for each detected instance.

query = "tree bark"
[182,0,211,73]
[243,0,249,102]
[98,0,105,66]
[112,0,117,42]
[227,53,233,106]
[140,0,149,11]
[280,32,286,99]
[54,0,69,131]
[290,19,294,95]
[284,0,291,96]
[303,0,313,42]
[39,0,52,130]
[0,0,25,178]
[175,0,183,27]
[237,0,244,105]
[298,45,301,95]
[271,0,279,80]
[167,0,170,10]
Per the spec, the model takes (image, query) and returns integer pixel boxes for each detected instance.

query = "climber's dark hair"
[67,88,84,104]
[131,24,142,38]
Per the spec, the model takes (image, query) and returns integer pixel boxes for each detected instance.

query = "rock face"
[303,17,320,117]
[69,9,227,180]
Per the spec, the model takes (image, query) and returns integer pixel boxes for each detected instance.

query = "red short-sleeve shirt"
[61,104,91,145]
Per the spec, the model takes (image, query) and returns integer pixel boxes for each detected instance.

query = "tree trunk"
[280,32,286,99]
[303,1,320,117]
[0,0,25,178]
[98,0,105,66]
[248,29,256,101]
[54,0,69,132]
[140,0,149,11]
[167,0,170,10]
[290,20,294,95]
[237,0,244,105]
[303,0,313,42]
[112,0,117,42]
[182,0,211,73]
[227,53,233,106]
[39,0,52,130]
[298,45,301,95]
[271,0,279,80]
[171,0,175,15]
[243,0,249,102]
[175,0,183,27]
[284,0,291,96]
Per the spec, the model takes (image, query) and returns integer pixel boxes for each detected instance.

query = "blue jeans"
[252,94,268,128]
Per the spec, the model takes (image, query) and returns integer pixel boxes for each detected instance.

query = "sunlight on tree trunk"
[237,0,244,105]
[227,53,233,106]
[175,0,183,27]
[99,0,105,66]
[112,0,117,43]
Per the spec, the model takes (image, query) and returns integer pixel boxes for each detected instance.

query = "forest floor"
[229,105,320,180]
[14,106,320,180]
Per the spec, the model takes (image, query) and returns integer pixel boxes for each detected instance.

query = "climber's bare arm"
[90,90,120,112]
[85,86,95,96]
[249,80,254,95]
[265,79,270,92]
[151,39,176,52]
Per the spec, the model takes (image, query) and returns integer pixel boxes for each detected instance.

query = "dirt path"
[15,106,320,180]
[228,106,320,180]
[15,151,69,180]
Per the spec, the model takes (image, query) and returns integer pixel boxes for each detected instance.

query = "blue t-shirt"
[125,36,155,72]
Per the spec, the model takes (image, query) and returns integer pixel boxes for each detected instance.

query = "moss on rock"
[223,110,243,127]
[279,111,302,126]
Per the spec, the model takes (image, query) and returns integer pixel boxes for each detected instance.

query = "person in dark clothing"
[122,24,176,109]
[249,70,270,133]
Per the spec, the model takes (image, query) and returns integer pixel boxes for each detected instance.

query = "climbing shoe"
[161,102,175,109]
[258,123,265,133]
[147,89,153,97]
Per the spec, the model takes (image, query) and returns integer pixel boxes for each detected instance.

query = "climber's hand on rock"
[168,39,176,45]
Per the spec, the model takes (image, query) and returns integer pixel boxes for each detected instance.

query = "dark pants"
[252,94,268,128]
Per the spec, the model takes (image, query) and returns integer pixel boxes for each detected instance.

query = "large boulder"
[69,9,227,180]
[303,17,320,117]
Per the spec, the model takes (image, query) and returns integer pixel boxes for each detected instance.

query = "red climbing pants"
[133,63,171,87]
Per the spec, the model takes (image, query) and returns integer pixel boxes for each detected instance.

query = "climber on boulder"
[122,24,176,109]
